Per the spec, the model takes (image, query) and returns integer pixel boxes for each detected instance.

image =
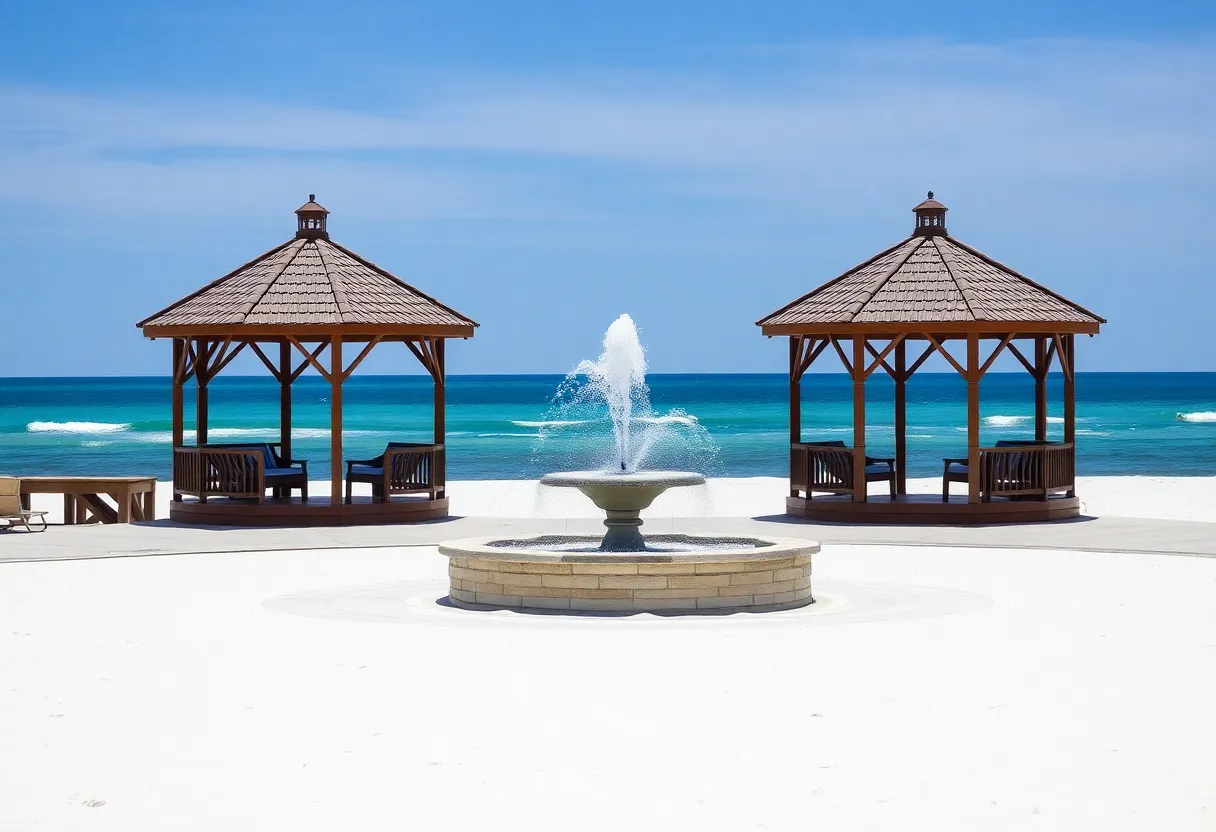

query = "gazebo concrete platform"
[170,495,449,527]
[786,493,1079,524]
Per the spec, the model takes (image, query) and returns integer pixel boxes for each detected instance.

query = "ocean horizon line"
[2,370,1216,382]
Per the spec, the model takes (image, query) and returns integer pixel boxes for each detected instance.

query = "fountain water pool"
[439,314,819,613]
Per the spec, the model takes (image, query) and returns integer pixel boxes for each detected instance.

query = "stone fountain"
[439,315,818,613]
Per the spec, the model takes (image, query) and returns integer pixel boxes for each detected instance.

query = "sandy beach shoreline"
[20,474,1216,525]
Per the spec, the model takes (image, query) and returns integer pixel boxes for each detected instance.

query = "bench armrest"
[865,456,895,466]
[942,457,969,465]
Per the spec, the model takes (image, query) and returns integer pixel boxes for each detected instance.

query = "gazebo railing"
[979,442,1074,501]
[386,443,444,497]
[173,446,265,503]
[791,443,856,497]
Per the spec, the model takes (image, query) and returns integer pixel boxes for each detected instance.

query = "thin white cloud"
[0,36,1212,230]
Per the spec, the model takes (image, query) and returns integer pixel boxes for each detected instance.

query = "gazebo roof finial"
[913,190,947,237]
[295,194,330,240]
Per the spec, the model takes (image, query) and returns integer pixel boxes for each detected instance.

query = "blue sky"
[1,0,1214,376]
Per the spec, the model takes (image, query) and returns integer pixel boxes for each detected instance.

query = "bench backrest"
[205,442,278,469]
[0,476,19,514]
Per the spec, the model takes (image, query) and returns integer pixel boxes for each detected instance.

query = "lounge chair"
[801,439,896,499]
[345,442,439,503]
[0,476,48,532]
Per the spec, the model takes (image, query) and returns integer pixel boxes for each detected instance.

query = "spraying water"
[574,314,647,470]
[532,314,719,476]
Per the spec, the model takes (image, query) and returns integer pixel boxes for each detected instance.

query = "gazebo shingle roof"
[758,196,1103,333]
[139,200,476,336]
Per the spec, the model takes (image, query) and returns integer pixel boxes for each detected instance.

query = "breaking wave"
[1177,411,1216,423]
[511,419,589,428]
[983,415,1029,427]
[27,421,130,434]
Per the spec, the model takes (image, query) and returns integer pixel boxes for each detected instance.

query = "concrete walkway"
[1,513,1213,562]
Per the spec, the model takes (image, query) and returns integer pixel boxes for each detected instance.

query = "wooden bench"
[943,440,1075,502]
[345,442,443,503]
[791,440,896,500]
[18,476,157,524]
[173,444,307,503]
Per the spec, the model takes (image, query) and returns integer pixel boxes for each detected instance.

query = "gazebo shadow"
[749,512,1099,528]
[131,514,467,532]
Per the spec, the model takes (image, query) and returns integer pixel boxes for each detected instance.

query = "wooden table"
[19,477,158,524]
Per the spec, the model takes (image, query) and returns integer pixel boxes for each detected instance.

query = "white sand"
[22,476,1216,524]
[2,543,1213,829]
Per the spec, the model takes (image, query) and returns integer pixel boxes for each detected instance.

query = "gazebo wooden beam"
[862,335,904,380]
[340,335,383,383]
[903,343,937,380]
[830,336,853,377]
[287,336,335,383]
[1005,342,1037,377]
[977,333,1016,378]
[1052,334,1073,383]
[922,334,968,379]
[143,324,475,339]
[760,321,1100,337]
[792,336,829,382]
[289,343,330,383]
[248,342,284,382]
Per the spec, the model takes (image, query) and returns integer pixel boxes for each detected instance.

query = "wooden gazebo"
[138,196,477,526]
[757,193,1104,524]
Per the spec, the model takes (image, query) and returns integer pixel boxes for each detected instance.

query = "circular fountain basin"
[439,535,818,613]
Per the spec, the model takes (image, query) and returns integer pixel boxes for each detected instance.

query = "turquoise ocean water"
[1,373,1214,481]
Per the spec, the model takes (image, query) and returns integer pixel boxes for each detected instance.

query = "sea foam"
[27,421,130,434]
[1177,411,1216,423]
[511,419,589,428]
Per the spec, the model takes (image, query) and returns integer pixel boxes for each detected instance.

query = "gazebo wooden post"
[966,334,981,504]
[171,338,185,503]
[195,337,209,446]
[789,337,801,498]
[1063,334,1076,496]
[433,337,446,500]
[852,336,867,502]
[278,340,293,464]
[894,339,907,496]
[1034,337,1048,441]
[171,338,185,448]
[330,335,343,507]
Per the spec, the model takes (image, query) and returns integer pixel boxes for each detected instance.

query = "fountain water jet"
[538,314,705,551]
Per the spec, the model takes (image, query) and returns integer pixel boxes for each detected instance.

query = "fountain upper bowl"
[540,470,706,488]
